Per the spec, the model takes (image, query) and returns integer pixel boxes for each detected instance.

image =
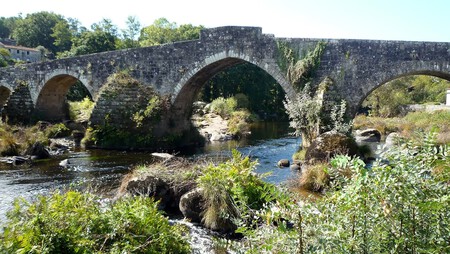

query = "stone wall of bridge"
[0,26,449,145]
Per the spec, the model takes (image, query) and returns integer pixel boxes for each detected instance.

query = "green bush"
[232,132,450,253]
[197,150,283,231]
[233,93,250,109]
[354,111,450,144]
[0,131,20,156]
[68,97,94,122]
[298,163,330,192]
[45,123,71,138]
[362,75,450,117]
[0,125,49,156]
[227,110,256,136]
[292,149,306,161]
[210,97,237,118]
[0,191,190,253]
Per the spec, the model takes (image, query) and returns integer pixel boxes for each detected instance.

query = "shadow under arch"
[356,70,450,117]
[172,56,291,120]
[35,74,92,122]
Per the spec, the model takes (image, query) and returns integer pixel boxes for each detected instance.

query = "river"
[0,122,299,227]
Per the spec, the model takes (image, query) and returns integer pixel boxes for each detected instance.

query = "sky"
[1,0,450,42]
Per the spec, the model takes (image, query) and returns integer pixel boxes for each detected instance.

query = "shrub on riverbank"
[230,132,450,253]
[353,110,450,144]
[0,191,191,253]
[197,150,285,232]
[227,109,258,136]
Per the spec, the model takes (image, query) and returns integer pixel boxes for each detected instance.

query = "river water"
[0,122,299,228]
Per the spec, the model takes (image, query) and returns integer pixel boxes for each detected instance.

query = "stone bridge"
[0,26,449,137]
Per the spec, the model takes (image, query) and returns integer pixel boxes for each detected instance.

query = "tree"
[70,30,116,56]
[139,18,203,46]
[119,16,141,49]
[12,12,65,53]
[0,48,11,67]
[0,16,20,39]
[0,18,11,38]
[283,84,322,148]
[51,20,72,52]
[91,18,118,37]
[59,18,118,57]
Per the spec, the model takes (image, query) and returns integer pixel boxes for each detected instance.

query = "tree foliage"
[363,75,450,117]
[12,11,65,53]
[0,48,10,67]
[119,16,141,49]
[201,62,287,119]
[139,17,203,46]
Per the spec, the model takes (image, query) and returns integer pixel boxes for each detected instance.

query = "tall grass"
[0,124,49,156]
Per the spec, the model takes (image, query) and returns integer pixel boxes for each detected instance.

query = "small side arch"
[35,72,93,121]
[356,70,450,114]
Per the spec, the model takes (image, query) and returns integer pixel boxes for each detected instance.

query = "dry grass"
[117,157,204,197]
[0,124,48,156]
[298,163,330,192]
[353,111,450,145]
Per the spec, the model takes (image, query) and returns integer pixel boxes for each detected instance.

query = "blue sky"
[1,0,449,42]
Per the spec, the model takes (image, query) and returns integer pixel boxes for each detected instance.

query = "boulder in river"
[179,188,205,223]
[305,131,359,164]
[25,141,50,159]
[277,159,290,168]
[355,128,382,142]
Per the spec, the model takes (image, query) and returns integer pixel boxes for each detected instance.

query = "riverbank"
[353,110,450,144]
[1,132,448,253]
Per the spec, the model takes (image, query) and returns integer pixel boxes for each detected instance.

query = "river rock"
[383,132,402,150]
[4,156,30,166]
[290,164,301,171]
[124,176,173,210]
[210,133,233,141]
[151,152,175,160]
[193,101,207,115]
[355,128,382,142]
[25,141,50,159]
[179,188,205,223]
[277,159,290,168]
[59,159,70,168]
[305,131,359,164]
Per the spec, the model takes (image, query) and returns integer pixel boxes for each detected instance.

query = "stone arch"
[172,51,292,119]
[35,72,93,121]
[355,69,450,116]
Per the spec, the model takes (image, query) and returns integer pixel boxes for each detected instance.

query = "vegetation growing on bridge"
[276,40,327,89]
[83,72,175,150]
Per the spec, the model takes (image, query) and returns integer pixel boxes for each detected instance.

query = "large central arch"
[172,52,292,120]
